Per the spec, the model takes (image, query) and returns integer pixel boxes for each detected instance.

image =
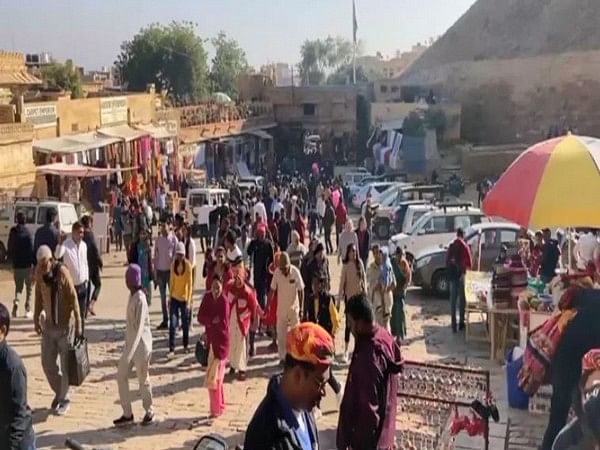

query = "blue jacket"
[244,375,318,450]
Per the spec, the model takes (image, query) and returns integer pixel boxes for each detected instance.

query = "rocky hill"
[404,0,600,75]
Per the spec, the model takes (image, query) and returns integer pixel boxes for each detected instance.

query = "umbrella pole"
[568,228,573,273]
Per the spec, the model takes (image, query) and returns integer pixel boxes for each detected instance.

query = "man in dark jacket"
[0,303,35,450]
[80,215,103,316]
[247,226,274,310]
[33,207,59,256]
[446,228,472,333]
[244,322,334,450]
[337,293,403,450]
[7,212,35,319]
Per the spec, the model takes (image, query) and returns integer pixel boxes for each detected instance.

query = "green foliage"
[403,112,426,137]
[327,63,381,85]
[116,21,210,102]
[41,59,83,98]
[298,36,354,86]
[209,31,250,98]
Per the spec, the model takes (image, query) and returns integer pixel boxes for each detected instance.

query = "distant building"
[24,52,53,70]
[260,62,298,87]
[357,44,427,79]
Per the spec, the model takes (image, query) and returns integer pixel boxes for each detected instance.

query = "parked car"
[412,222,525,297]
[0,198,79,262]
[348,172,409,196]
[342,171,372,187]
[351,182,403,210]
[185,188,230,229]
[372,185,445,240]
[388,202,489,262]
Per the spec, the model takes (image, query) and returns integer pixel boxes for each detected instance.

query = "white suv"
[0,199,79,261]
[388,203,489,262]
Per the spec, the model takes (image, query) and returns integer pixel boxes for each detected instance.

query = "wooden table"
[465,302,519,362]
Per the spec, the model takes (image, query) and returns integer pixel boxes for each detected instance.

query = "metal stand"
[398,360,491,450]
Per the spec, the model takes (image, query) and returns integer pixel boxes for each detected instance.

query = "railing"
[176,101,274,129]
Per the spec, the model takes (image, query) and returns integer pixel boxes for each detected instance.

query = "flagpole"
[352,0,357,84]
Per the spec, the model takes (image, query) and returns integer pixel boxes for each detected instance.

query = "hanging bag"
[68,337,90,386]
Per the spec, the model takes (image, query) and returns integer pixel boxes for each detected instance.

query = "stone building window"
[380,85,388,93]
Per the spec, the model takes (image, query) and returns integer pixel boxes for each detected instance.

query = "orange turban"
[286,322,334,367]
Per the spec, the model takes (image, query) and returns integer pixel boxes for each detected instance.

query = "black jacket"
[7,225,35,269]
[305,292,335,334]
[244,375,318,450]
[0,341,34,450]
[83,230,103,274]
[247,238,274,280]
[33,223,59,256]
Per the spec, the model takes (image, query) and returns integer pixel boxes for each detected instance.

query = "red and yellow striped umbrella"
[483,134,600,228]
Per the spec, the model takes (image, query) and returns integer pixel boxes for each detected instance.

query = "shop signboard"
[23,103,57,129]
[100,96,128,125]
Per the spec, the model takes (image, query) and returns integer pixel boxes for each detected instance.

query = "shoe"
[50,397,59,410]
[141,411,154,426]
[12,303,18,319]
[167,351,175,359]
[458,323,465,331]
[156,321,168,330]
[113,415,134,427]
[88,302,97,316]
[267,342,278,353]
[183,346,190,354]
[55,400,70,416]
[24,310,32,319]
[229,367,236,376]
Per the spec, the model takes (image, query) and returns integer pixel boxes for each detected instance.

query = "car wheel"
[0,242,6,263]
[431,269,450,298]
[375,220,390,240]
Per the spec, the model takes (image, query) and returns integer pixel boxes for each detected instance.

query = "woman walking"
[168,242,193,356]
[197,275,230,418]
[391,247,411,344]
[338,243,366,363]
[356,216,371,270]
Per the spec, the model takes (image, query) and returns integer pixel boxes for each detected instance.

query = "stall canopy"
[97,124,149,142]
[33,133,120,155]
[36,162,137,177]
[134,123,175,139]
[248,129,273,140]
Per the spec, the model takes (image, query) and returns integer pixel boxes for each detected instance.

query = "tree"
[116,21,209,102]
[298,36,354,86]
[209,31,250,98]
[41,59,83,98]
[327,63,381,85]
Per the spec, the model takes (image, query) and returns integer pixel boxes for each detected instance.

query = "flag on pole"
[352,0,358,45]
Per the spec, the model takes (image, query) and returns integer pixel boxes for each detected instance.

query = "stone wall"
[400,50,600,144]
[0,123,35,192]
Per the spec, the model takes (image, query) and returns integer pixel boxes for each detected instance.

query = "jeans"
[255,279,267,309]
[89,270,101,302]
[449,275,466,328]
[41,325,71,404]
[335,223,343,250]
[169,299,189,351]
[156,270,170,324]
[324,225,333,254]
[13,267,32,312]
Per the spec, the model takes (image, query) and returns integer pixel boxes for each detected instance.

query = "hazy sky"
[0,0,476,71]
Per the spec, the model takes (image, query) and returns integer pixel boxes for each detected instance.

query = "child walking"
[197,275,230,418]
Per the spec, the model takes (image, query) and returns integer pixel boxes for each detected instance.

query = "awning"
[36,162,137,177]
[33,133,121,155]
[248,130,273,140]
[0,71,42,85]
[97,124,149,142]
[134,123,175,139]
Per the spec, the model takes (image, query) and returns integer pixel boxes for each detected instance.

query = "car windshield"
[408,211,433,235]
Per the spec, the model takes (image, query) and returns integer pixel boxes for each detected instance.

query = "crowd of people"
[1,172,414,450]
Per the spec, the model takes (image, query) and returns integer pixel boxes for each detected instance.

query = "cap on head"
[126,264,142,287]
[286,322,334,367]
[175,242,186,255]
[279,251,291,269]
[36,245,52,263]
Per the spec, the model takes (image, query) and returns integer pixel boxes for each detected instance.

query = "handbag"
[195,340,208,367]
[68,337,90,386]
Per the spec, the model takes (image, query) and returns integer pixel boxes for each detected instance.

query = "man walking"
[33,208,59,256]
[55,222,89,335]
[34,245,82,416]
[0,303,35,450]
[244,322,334,450]
[7,212,35,318]
[153,221,177,330]
[270,252,305,364]
[80,216,103,317]
[446,228,472,333]
[247,226,274,313]
[337,293,403,450]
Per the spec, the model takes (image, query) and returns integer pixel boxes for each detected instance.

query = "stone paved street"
[0,246,549,449]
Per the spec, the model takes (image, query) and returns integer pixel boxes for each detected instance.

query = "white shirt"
[55,238,89,285]
[576,232,598,269]
[316,198,326,218]
[124,290,152,363]
[186,238,197,268]
[272,201,284,216]
[197,204,214,225]
[253,201,268,223]
[271,266,305,312]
